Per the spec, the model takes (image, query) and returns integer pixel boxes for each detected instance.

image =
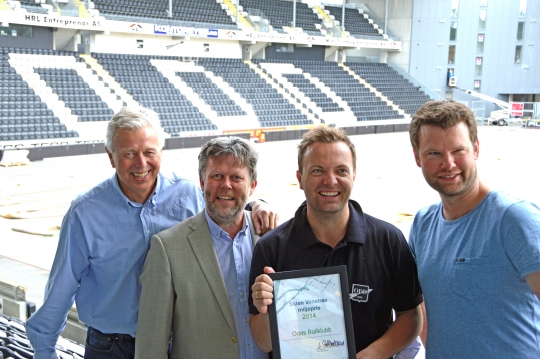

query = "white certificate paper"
[273,273,350,359]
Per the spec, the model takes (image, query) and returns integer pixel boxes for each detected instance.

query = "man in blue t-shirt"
[409,100,540,358]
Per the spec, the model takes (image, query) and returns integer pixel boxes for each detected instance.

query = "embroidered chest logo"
[349,284,373,302]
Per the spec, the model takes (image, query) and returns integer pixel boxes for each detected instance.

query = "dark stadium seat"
[0,47,81,142]
[345,62,430,116]
[325,6,384,39]
[199,58,312,127]
[92,0,236,26]
[239,0,322,34]
[176,72,246,117]
[34,68,115,122]
[257,59,402,122]
[93,52,217,135]
[281,73,343,112]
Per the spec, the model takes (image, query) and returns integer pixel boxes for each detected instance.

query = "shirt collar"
[111,172,163,208]
[205,210,249,241]
[294,199,366,249]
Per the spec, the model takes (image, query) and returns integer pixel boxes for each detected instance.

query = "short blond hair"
[297,126,356,173]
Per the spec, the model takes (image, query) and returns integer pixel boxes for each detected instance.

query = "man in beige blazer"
[135,136,268,359]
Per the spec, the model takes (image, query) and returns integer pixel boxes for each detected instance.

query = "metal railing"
[0,279,26,302]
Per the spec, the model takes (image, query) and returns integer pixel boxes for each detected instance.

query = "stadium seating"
[325,6,383,38]
[92,0,236,26]
[16,0,49,14]
[1,45,424,144]
[92,53,218,136]
[281,73,343,112]
[256,59,403,122]
[198,58,313,127]
[176,71,246,117]
[239,0,322,34]
[0,47,79,142]
[346,62,430,115]
[35,68,114,122]
[293,60,404,121]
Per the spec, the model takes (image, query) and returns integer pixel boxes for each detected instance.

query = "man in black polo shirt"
[249,126,423,358]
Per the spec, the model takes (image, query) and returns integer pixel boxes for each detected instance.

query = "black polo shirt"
[249,200,422,353]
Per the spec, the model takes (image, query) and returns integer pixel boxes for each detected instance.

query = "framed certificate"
[268,265,356,359]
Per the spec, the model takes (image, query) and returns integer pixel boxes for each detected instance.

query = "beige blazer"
[135,210,260,359]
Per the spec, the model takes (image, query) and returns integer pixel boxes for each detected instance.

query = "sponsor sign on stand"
[1,12,402,50]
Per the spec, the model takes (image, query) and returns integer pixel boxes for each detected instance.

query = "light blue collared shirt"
[205,210,266,359]
[26,172,205,359]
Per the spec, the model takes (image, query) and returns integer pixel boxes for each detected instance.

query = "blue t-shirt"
[410,191,540,358]
[26,172,205,359]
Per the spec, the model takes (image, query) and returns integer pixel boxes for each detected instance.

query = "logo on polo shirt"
[349,284,373,302]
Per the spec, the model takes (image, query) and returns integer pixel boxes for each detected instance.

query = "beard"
[424,166,478,198]
[204,189,247,226]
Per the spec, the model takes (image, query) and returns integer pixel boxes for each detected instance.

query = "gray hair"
[105,107,165,153]
[198,136,258,183]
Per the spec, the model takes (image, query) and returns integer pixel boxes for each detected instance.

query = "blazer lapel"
[187,212,237,335]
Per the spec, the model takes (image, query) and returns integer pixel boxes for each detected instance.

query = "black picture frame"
[268,265,356,358]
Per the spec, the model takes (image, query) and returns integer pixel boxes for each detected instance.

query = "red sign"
[511,103,524,116]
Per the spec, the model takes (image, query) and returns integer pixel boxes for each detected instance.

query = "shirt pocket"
[452,257,495,300]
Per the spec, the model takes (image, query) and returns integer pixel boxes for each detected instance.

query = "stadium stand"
[0,312,85,358]
[92,53,218,136]
[0,47,79,142]
[295,60,403,121]
[1,47,421,143]
[325,6,383,38]
[35,68,114,122]
[92,0,236,26]
[281,73,343,113]
[16,0,49,14]
[346,62,430,115]
[198,57,313,127]
[239,0,322,34]
[176,71,247,117]
[255,59,403,122]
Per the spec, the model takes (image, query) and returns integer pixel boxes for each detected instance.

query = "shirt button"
[245,317,249,323]
[247,344,251,349]
[231,336,237,343]
[241,291,244,297]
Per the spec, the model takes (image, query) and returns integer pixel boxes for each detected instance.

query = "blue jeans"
[84,327,135,359]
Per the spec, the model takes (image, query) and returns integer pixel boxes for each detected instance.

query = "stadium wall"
[3,124,409,162]
[348,0,414,72]
[91,33,243,58]
[265,44,325,61]
[409,0,540,113]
